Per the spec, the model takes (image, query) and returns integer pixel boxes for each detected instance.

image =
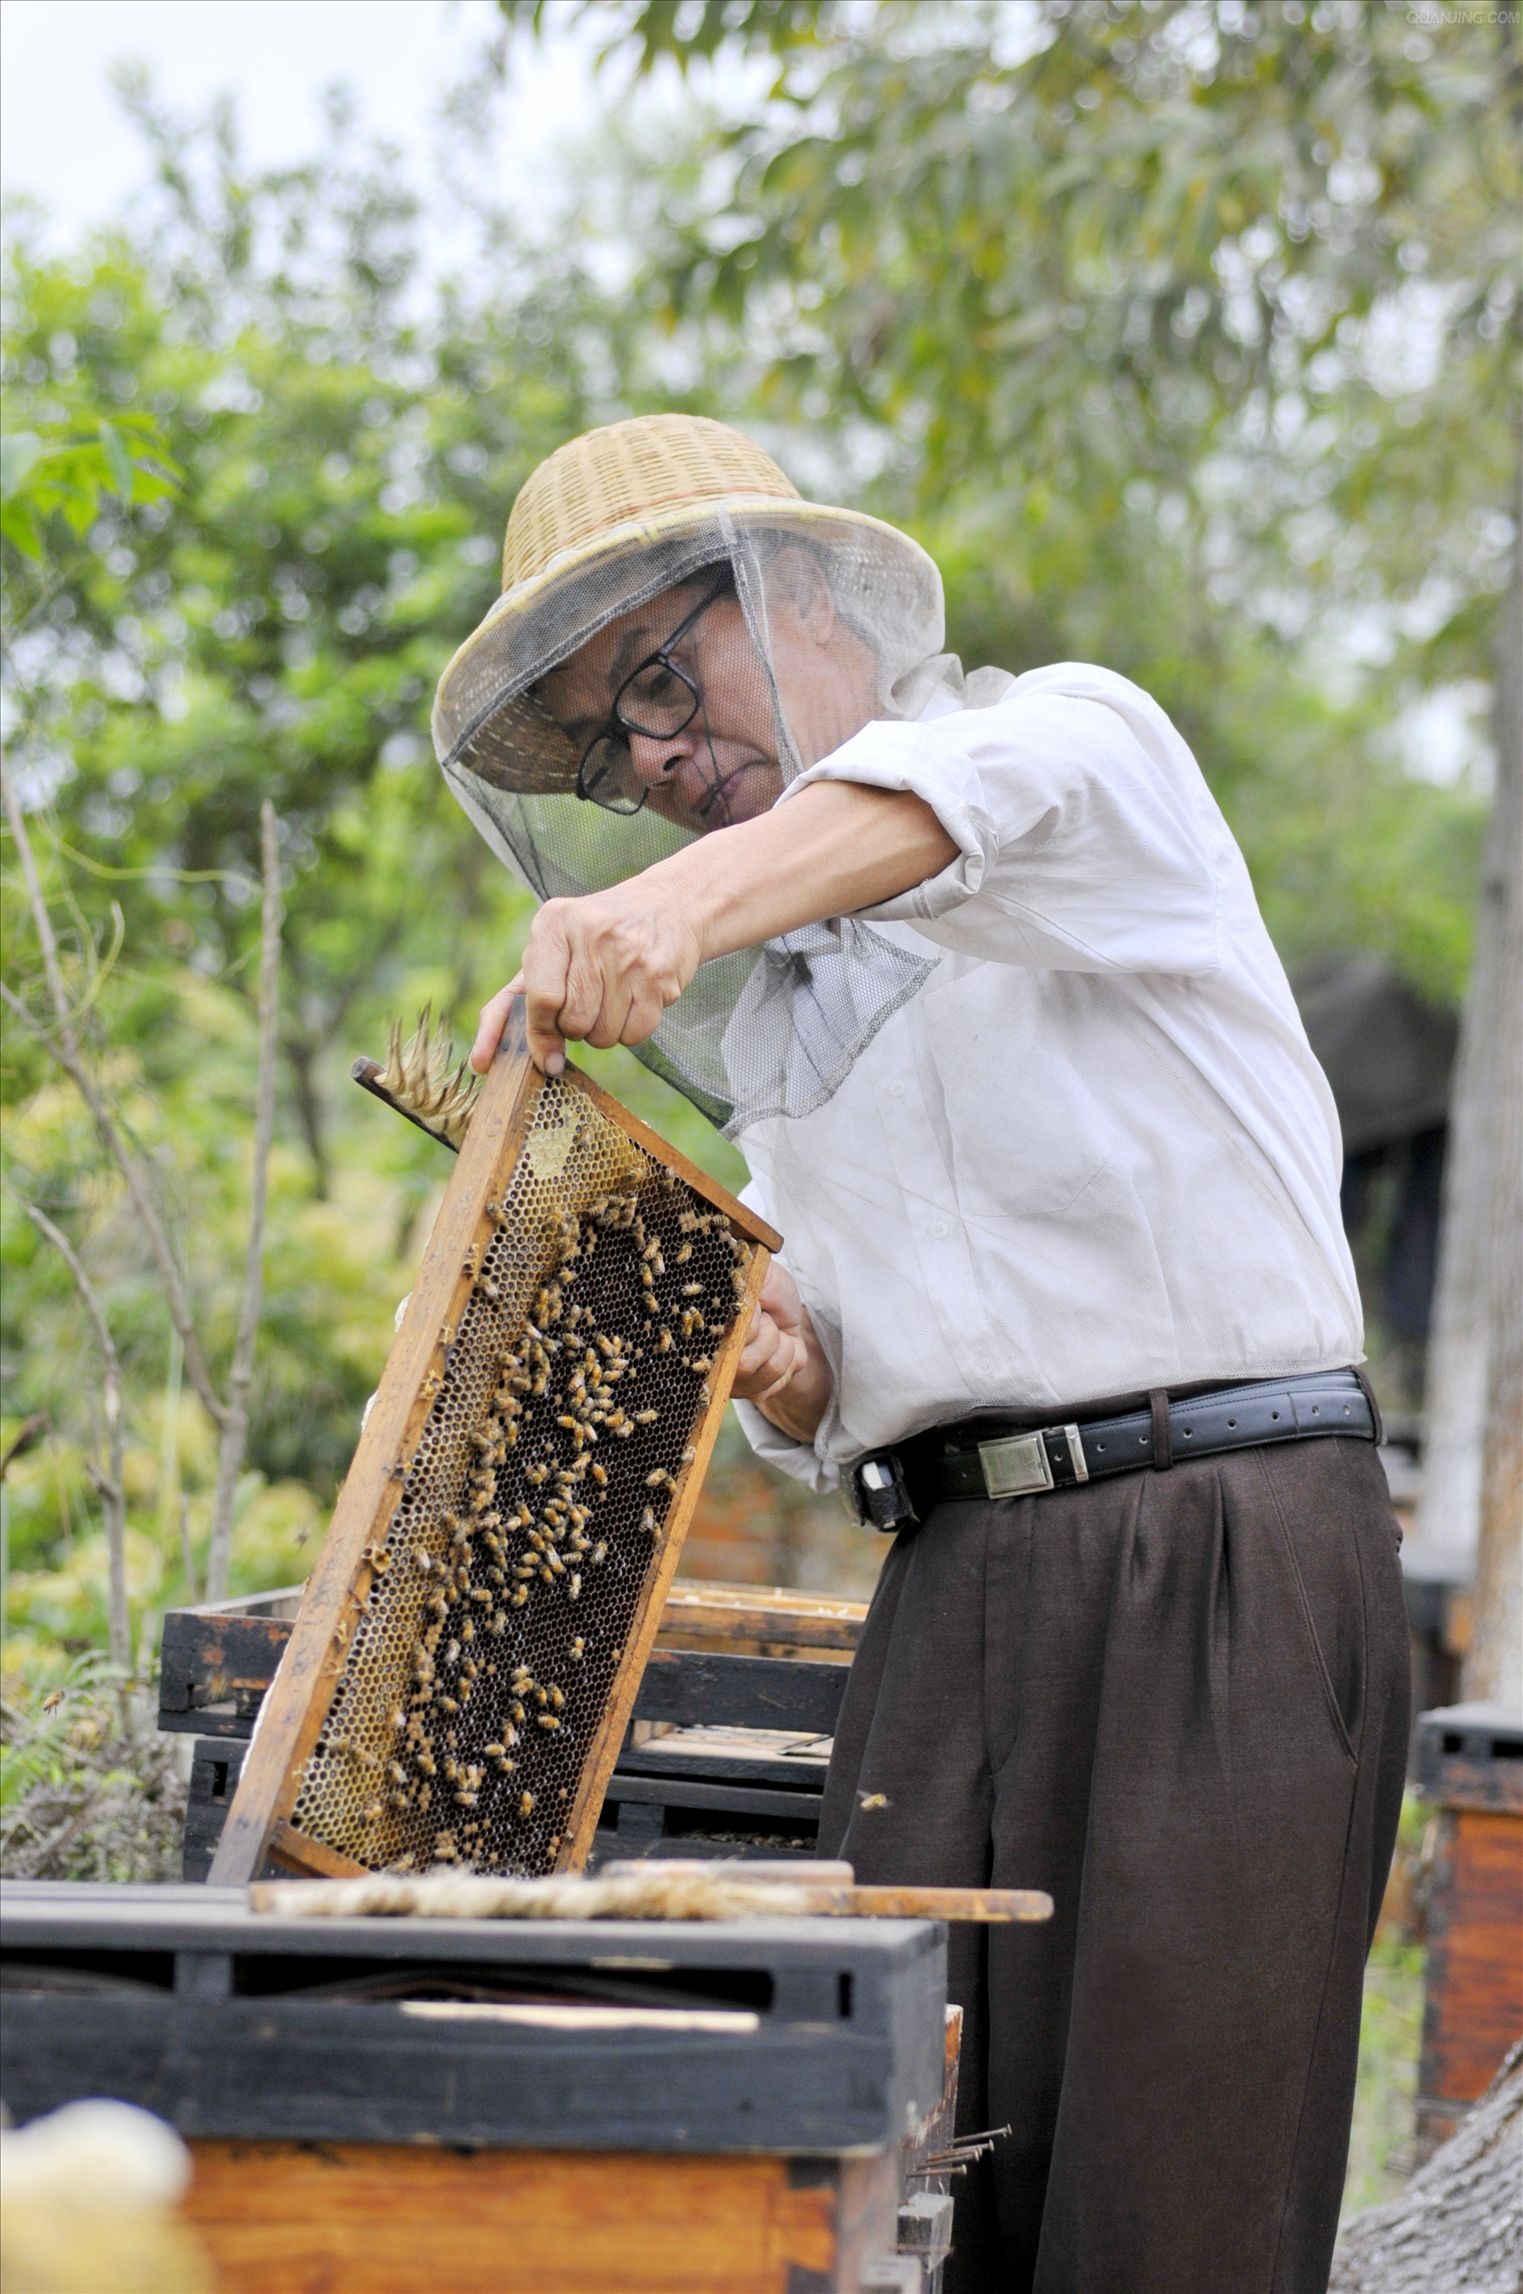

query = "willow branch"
[0,766,227,1431]
[20,1200,131,1669]
[204,799,282,1603]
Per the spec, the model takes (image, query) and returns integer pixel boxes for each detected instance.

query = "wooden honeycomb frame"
[210,1008,777,1887]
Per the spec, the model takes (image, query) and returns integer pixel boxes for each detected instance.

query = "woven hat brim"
[432,495,940,796]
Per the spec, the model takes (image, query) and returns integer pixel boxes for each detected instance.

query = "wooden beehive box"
[210,1008,776,1886]
[1413,1701,1523,2155]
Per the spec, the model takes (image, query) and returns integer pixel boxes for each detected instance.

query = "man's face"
[538,579,787,834]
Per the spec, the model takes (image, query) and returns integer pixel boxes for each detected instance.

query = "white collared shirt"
[732,662,1362,1493]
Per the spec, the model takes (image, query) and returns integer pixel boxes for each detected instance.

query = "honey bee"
[646,1468,672,1490]
[389,1762,408,1787]
[511,1586,529,1608]
[462,1247,479,1278]
[439,1695,460,1716]
[519,1791,536,1817]
[416,1750,437,1777]
[413,1550,437,1576]
[590,1462,608,1488]
[690,1357,712,1376]
[478,1276,502,1305]
[548,1686,565,1710]
[592,1541,608,1566]
[675,1242,693,1264]
[570,1636,586,1660]
[537,1713,561,1732]
[362,1801,383,1825]
[656,1329,674,1354]
[568,1573,582,1601]
[640,1508,657,1534]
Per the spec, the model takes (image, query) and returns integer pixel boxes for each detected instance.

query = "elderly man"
[434,414,1409,2294]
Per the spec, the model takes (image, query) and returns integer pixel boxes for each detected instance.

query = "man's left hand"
[471,882,704,1075]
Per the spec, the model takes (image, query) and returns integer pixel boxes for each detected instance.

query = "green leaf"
[97,420,136,503]
[0,432,44,502]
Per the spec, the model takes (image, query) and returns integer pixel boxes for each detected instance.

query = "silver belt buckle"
[978,1423,1090,1499]
[978,1431,1054,1499]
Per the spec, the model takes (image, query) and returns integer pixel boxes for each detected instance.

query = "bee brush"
[352,1005,480,1153]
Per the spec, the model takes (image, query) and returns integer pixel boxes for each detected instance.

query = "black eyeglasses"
[574,575,732,816]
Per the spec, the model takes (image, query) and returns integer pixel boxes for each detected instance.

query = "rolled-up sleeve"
[779,663,1223,977]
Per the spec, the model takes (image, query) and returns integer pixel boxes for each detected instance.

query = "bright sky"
[0,0,598,242]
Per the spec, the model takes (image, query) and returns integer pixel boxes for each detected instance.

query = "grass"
[1342,1797,1427,2218]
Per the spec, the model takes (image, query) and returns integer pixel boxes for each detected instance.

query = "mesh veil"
[434,506,950,1138]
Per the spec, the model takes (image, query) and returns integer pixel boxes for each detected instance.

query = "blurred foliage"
[0,4,1508,1709]
[0,1654,186,1880]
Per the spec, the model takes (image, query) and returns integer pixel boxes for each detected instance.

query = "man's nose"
[625,727,697,788]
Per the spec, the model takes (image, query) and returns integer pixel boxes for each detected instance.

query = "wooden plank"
[183,2143,841,2294]
[661,1580,867,1653]
[209,1018,546,1885]
[601,1774,828,1823]
[558,1243,771,1871]
[637,1651,849,1736]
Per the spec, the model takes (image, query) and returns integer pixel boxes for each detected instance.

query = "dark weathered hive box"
[1,1880,953,2293]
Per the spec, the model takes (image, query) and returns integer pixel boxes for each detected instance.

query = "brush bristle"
[376,1005,480,1146]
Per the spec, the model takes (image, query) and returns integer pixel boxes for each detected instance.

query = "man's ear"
[769,543,837,647]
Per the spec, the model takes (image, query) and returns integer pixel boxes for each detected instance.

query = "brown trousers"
[818,1436,1410,2294]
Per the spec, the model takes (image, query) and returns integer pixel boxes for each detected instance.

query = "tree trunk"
[283,1032,331,1202]
[1330,2041,1523,2293]
[1416,459,1523,1713]
[1465,474,1523,1706]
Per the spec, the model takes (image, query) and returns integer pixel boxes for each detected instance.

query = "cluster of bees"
[321,1165,753,1877]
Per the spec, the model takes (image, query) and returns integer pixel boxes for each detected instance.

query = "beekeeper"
[433,413,1410,2294]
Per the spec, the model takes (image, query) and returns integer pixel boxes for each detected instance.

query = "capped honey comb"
[210,1006,776,1886]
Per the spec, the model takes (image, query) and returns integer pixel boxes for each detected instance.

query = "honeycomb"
[288,1075,757,1879]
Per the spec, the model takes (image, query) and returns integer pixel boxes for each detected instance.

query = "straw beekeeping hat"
[431,413,940,795]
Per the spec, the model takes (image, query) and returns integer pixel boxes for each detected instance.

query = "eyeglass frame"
[573,572,735,815]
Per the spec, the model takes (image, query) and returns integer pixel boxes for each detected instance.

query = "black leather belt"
[851,1369,1376,1532]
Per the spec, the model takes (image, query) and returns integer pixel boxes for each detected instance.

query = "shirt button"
[887,1079,906,1099]
[931,1219,950,1239]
